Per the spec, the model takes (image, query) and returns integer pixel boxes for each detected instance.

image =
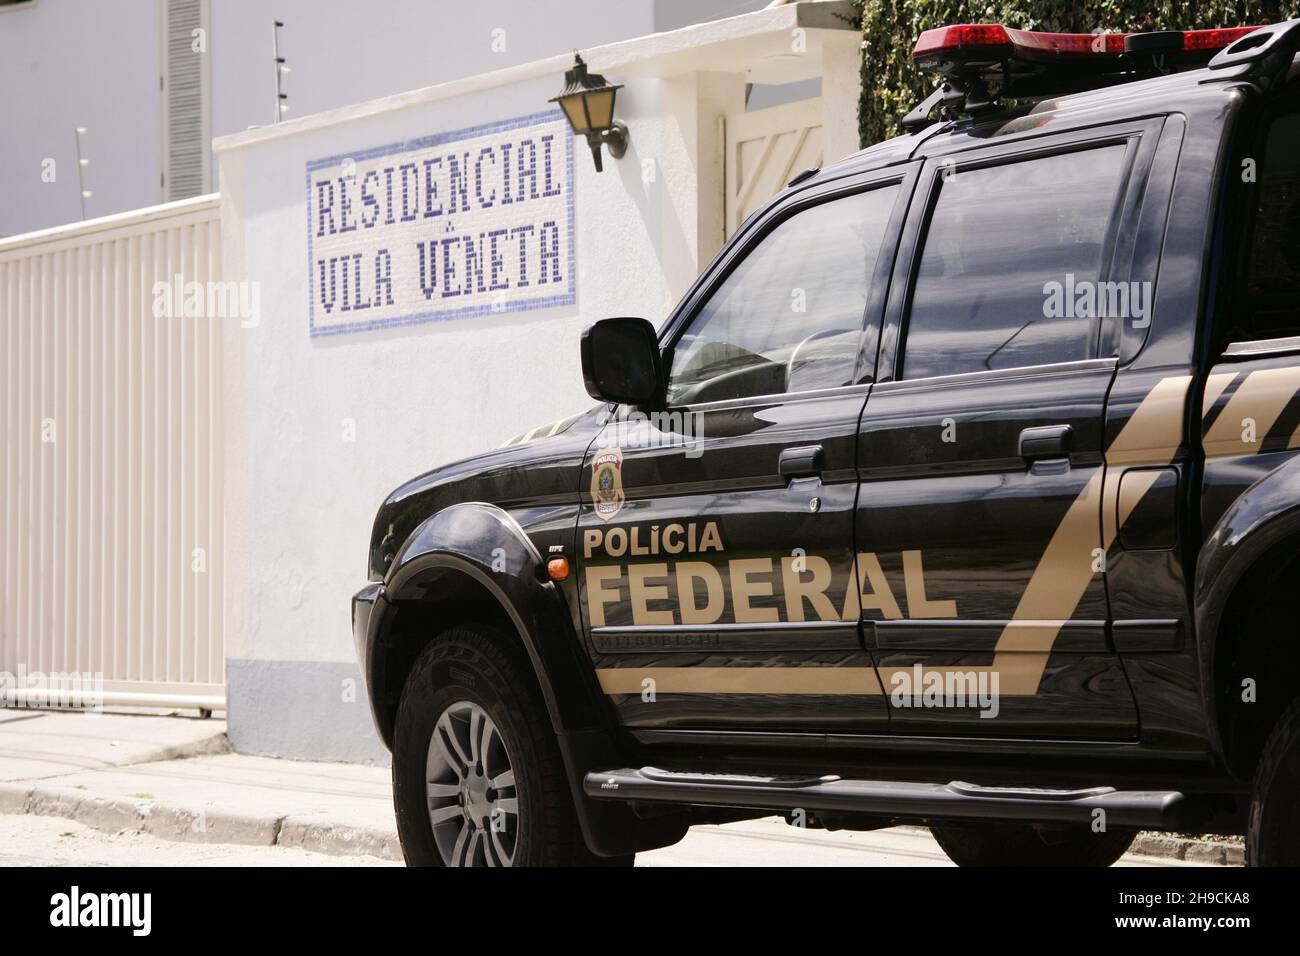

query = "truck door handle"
[1019,425,1072,462]
[778,444,825,478]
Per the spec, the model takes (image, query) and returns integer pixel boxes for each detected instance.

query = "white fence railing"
[0,196,225,710]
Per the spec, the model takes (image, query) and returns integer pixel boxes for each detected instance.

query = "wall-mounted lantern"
[549,53,628,172]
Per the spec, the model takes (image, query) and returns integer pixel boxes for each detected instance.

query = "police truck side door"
[854,122,1165,739]
[577,166,916,735]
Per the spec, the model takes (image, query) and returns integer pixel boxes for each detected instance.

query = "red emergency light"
[1179,27,1261,51]
[912,24,1262,73]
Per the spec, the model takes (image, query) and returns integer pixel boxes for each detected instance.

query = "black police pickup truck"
[353,21,1300,866]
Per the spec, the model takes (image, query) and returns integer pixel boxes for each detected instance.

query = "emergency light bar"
[913,25,1127,63]
[899,18,1300,132]
[913,24,1262,76]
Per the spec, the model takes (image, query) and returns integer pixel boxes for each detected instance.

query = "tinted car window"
[902,145,1128,380]
[1237,112,1300,341]
[667,185,898,404]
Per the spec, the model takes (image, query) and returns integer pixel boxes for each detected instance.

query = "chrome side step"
[584,767,1184,829]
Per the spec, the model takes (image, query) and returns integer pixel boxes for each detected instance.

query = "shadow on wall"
[615,111,693,310]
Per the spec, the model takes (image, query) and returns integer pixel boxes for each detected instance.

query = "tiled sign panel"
[306,111,575,336]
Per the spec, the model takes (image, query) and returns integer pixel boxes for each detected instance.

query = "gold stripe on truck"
[596,666,884,695]
[1202,365,1300,458]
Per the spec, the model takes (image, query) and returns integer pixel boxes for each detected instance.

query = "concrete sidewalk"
[0,710,1244,865]
[0,709,232,780]
[0,709,399,860]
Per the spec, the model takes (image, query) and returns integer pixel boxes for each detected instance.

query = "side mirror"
[580,317,663,405]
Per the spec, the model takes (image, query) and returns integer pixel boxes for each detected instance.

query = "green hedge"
[857,1,1300,146]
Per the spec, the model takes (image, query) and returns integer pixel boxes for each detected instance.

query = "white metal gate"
[725,98,824,239]
[0,196,225,710]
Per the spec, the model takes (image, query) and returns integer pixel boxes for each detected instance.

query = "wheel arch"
[368,502,606,749]
[365,501,687,857]
[1196,457,1300,775]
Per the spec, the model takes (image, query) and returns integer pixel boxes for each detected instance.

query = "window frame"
[877,118,1166,386]
[1213,92,1300,355]
[655,162,920,412]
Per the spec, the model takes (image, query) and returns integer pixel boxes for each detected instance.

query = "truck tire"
[1247,697,1300,866]
[930,822,1135,867]
[392,624,634,867]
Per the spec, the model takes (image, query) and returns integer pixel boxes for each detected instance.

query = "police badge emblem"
[590,447,625,521]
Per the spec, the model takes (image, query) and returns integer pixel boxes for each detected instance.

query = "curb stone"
[1131,832,1244,866]
[39,789,140,835]
[896,824,1241,865]
[139,801,281,846]
[0,782,33,815]
[278,817,401,860]
[0,784,393,860]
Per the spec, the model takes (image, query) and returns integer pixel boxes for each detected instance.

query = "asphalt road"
[0,814,1206,867]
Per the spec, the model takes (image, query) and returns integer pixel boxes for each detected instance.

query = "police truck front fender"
[381,501,605,738]
[371,502,685,856]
